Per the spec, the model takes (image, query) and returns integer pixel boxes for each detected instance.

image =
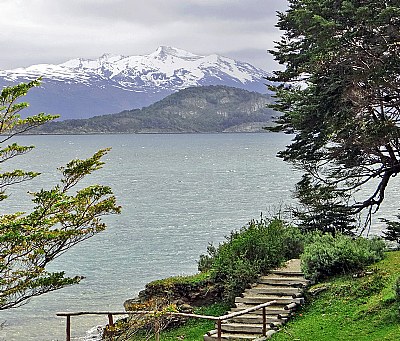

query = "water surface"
[0,133,395,340]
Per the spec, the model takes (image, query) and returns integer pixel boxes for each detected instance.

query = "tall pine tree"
[268,0,400,234]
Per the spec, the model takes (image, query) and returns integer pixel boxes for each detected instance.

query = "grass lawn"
[271,251,400,341]
[123,252,399,340]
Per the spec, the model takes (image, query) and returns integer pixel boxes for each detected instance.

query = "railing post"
[217,320,222,341]
[107,313,115,338]
[66,315,71,341]
[262,307,267,336]
[108,313,114,326]
[155,319,160,341]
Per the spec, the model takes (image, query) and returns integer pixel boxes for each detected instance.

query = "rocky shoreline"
[123,274,223,313]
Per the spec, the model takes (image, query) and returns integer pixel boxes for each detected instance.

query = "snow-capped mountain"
[0,46,271,119]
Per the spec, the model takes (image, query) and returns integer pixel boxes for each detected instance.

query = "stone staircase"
[204,259,310,340]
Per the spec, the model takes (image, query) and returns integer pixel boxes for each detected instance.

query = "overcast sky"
[0,0,288,72]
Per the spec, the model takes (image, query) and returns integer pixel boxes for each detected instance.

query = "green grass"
[157,303,229,341]
[272,251,400,341]
[146,272,211,288]
[124,251,399,340]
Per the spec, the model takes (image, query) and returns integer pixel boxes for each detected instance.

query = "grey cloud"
[180,0,288,21]
[29,0,190,25]
[31,0,285,29]
[0,0,288,71]
[224,47,284,74]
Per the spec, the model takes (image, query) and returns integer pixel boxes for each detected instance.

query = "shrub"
[301,233,386,281]
[198,218,304,302]
[395,276,400,301]
[137,272,222,306]
[394,275,400,318]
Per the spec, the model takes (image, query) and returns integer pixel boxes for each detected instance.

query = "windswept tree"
[268,0,400,234]
[0,80,121,310]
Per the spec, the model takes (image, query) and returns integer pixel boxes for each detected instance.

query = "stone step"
[270,269,304,276]
[235,296,304,305]
[220,322,276,334]
[231,306,291,316]
[204,330,273,340]
[231,314,287,325]
[259,275,308,281]
[258,276,310,287]
[246,286,302,296]
[204,259,305,340]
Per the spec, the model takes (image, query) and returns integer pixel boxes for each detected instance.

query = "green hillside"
[136,251,400,341]
[272,251,400,341]
[34,85,276,134]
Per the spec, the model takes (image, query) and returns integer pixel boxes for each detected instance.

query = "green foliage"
[301,233,386,281]
[198,218,304,302]
[395,276,400,302]
[0,80,58,202]
[395,275,400,320]
[293,174,357,235]
[146,272,211,289]
[0,80,121,310]
[137,272,222,308]
[268,0,400,231]
[381,214,400,249]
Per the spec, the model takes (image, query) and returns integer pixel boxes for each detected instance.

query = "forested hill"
[1,47,271,119]
[33,85,277,134]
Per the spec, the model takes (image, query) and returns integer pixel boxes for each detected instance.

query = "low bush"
[145,272,210,289]
[395,276,400,301]
[395,275,400,318]
[198,218,304,302]
[301,233,386,281]
[137,272,222,306]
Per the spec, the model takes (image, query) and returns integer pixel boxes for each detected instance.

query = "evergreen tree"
[0,80,121,309]
[381,215,400,249]
[268,0,400,233]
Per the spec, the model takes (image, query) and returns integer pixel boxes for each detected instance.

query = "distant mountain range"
[0,46,272,120]
[32,85,276,134]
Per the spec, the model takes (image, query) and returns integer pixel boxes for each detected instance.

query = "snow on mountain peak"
[59,53,125,70]
[99,53,123,60]
[0,46,272,120]
[150,46,202,60]
[0,46,270,92]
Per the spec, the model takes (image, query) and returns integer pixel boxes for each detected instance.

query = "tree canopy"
[0,80,121,310]
[268,0,400,234]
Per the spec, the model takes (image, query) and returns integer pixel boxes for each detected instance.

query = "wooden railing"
[57,300,278,341]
